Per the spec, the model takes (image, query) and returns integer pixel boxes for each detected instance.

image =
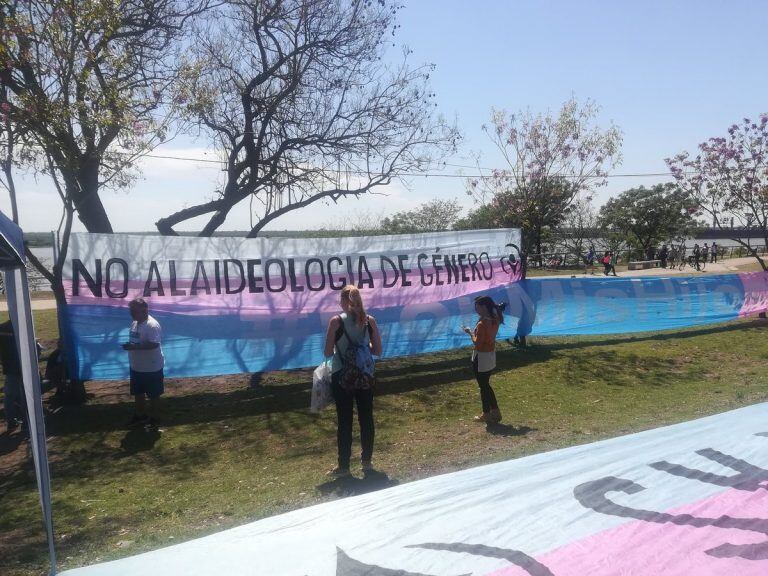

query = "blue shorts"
[130,369,164,399]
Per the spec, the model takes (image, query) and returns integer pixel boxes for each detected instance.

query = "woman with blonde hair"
[462,295,506,424]
[323,285,383,477]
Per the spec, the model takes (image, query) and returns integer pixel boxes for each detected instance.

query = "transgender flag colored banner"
[61,229,523,380]
[59,402,768,575]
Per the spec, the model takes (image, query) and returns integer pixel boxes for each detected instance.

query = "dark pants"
[603,263,616,276]
[3,373,24,427]
[331,372,374,469]
[472,357,498,413]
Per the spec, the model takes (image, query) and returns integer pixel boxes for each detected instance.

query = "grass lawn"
[0,291,56,302]
[1,310,767,575]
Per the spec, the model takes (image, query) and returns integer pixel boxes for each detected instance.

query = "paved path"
[551,256,756,280]
[0,257,762,312]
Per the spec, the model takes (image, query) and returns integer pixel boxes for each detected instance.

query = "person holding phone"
[122,298,164,429]
[462,295,505,424]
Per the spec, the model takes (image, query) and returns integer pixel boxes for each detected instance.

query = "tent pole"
[5,267,58,574]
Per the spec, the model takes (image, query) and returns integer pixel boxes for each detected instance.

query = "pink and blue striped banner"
[61,232,768,381]
[60,402,768,575]
[61,230,524,380]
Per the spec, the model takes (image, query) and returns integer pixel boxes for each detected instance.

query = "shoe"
[146,417,160,429]
[327,466,351,478]
[361,460,373,473]
[473,412,489,423]
[127,414,149,429]
[488,409,502,424]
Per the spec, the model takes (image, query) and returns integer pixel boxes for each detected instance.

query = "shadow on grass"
[118,427,161,455]
[47,349,548,438]
[485,424,535,437]
[38,318,767,440]
[0,429,26,457]
[316,469,398,497]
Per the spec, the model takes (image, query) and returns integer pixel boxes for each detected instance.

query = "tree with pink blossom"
[666,114,768,270]
[466,97,623,260]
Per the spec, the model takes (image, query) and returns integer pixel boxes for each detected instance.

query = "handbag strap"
[337,314,370,347]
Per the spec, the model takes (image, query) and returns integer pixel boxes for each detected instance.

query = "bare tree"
[156,0,459,237]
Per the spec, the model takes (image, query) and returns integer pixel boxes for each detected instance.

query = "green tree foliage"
[459,177,578,259]
[553,194,602,262]
[598,183,700,255]
[380,199,462,234]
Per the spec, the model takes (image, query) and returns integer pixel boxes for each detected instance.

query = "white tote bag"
[310,359,333,413]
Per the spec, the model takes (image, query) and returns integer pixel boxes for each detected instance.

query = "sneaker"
[146,417,160,429]
[488,409,502,424]
[473,412,489,423]
[326,466,351,478]
[361,460,373,472]
[127,414,149,429]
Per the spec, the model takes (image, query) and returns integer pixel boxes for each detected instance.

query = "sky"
[4,0,768,233]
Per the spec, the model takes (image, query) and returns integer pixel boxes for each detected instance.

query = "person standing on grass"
[462,295,505,424]
[0,320,24,433]
[323,285,383,477]
[122,298,164,429]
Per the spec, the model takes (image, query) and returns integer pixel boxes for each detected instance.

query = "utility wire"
[143,152,686,179]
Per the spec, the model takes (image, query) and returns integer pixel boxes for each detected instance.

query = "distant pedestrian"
[710,242,718,263]
[0,320,24,433]
[693,244,701,271]
[658,244,669,268]
[584,246,596,275]
[602,251,617,276]
[323,285,383,477]
[462,295,505,424]
[702,243,709,269]
[122,298,164,429]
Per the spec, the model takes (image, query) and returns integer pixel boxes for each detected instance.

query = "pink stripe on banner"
[487,488,768,576]
[63,261,518,314]
[738,272,768,317]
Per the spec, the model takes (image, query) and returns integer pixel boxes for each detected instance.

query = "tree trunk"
[68,161,113,233]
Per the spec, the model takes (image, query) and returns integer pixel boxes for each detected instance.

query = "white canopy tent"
[0,210,56,574]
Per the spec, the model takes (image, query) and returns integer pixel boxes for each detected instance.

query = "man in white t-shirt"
[122,298,164,428]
